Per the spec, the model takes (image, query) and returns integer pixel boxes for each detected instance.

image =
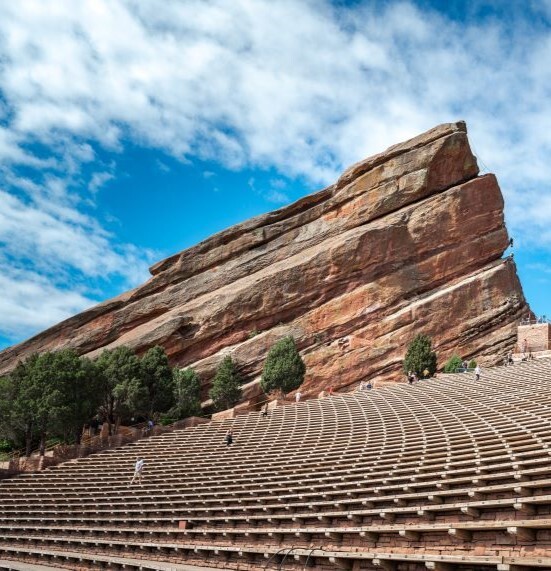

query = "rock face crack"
[0,121,530,397]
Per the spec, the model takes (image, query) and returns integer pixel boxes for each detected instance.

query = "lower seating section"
[2,359,551,569]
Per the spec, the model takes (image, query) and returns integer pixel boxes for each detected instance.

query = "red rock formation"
[0,122,530,398]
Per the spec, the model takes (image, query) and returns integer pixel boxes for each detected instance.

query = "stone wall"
[517,323,551,353]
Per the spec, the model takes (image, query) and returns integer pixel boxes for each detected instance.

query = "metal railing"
[1,418,187,474]
[520,316,549,325]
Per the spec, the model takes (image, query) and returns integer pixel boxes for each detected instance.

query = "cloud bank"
[0,0,550,342]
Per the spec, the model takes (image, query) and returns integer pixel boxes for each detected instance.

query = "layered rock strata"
[0,122,530,397]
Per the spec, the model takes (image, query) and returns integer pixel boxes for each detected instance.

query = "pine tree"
[95,346,146,434]
[261,336,306,396]
[140,346,175,416]
[403,334,437,377]
[171,368,202,419]
[209,356,243,411]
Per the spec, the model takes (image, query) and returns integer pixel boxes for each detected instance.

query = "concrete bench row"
[2,358,551,570]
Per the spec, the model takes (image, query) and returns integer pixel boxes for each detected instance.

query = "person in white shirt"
[295,391,302,403]
[130,457,145,485]
[474,365,481,381]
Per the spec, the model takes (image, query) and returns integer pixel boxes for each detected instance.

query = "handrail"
[6,418,152,462]
[302,546,322,569]
[278,546,296,570]
[263,547,290,570]
[520,316,549,325]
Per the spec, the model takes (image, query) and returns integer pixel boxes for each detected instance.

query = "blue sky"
[1,0,550,350]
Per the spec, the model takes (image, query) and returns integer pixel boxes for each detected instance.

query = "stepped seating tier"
[2,359,551,570]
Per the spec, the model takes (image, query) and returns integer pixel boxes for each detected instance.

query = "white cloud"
[1,0,551,343]
[0,190,150,280]
[88,171,115,194]
[0,267,96,339]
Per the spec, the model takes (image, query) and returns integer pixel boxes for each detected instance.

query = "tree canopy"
[443,354,463,373]
[140,345,175,416]
[209,356,243,412]
[260,336,306,396]
[0,349,102,455]
[95,346,147,434]
[171,367,202,420]
[403,334,437,377]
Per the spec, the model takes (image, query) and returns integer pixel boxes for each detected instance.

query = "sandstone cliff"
[0,122,530,398]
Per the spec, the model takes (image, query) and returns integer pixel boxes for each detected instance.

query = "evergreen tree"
[9,354,50,456]
[140,346,175,416]
[171,368,202,419]
[0,374,19,450]
[260,336,306,396]
[52,351,103,445]
[403,334,437,377]
[4,352,65,456]
[0,377,10,438]
[95,346,146,434]
[443,354,463,373]
[209,356,243,411]
[30,351,66,454]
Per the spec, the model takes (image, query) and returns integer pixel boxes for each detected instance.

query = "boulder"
[0,121,530,398]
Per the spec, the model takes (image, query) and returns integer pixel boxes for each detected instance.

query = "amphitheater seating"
[1,359,551,570]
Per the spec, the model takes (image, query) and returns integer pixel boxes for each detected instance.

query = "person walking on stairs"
[225,428,233,447]
[130,457,145,485]
[474,365,481,381]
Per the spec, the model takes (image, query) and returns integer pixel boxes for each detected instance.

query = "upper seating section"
[2,359,551,570]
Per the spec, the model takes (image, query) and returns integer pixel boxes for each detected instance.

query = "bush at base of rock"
[403,334,437,378]
[209,356,243,412]
[261,336,306,396]
[170,367,202,420]
[443,354,463,373]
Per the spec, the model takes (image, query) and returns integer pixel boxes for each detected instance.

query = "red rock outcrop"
[0,122,530,397]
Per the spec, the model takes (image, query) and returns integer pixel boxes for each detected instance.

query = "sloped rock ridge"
[0,122,530,396]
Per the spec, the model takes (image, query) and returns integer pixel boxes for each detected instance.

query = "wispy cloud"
[88,171,115,194]
[0,266,96,339]
[1,0,551,343]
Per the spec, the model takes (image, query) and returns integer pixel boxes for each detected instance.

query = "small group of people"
[83,416,102,439]
[358,380,374,391]
[520,339,534,362]
[406,368,433,385]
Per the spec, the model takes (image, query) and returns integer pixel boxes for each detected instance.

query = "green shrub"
[261,336,306,396]
[140,346,175,416]
[403,334,437,377]
[468,359,477,369]
[209,356,243,411]
[0,439,13,453]
[171,368,202,420]
[443,354,463,373]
